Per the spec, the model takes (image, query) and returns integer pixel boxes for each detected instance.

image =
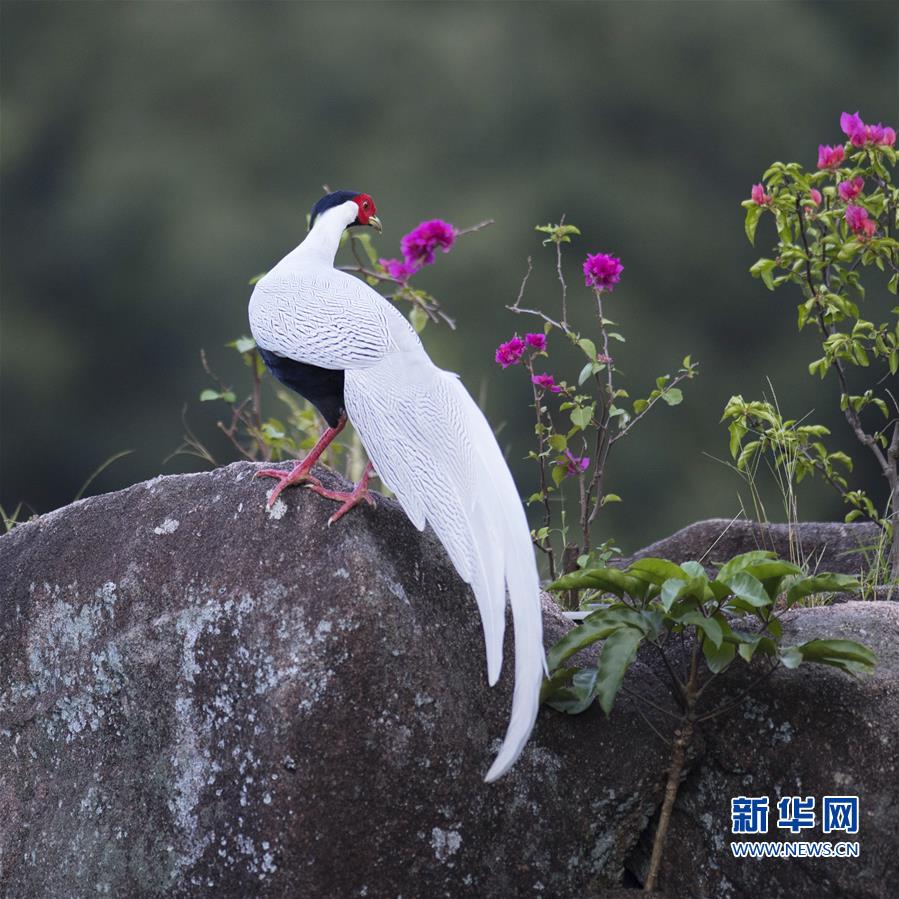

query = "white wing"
[249,268,393,369]
[345,352,545,781]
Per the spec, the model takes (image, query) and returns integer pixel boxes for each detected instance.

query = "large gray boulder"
[0,463,670,898]
[1,464,896,897]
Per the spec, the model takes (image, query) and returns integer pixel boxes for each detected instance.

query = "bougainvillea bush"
[731,110,899,575]
[498,221,697,590]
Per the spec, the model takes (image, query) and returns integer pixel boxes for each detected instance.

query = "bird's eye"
[362,201,370,210]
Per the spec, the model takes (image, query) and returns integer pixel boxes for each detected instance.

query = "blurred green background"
[2,0,897,553]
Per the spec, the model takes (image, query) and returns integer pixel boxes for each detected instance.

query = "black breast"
[257,347,346,428]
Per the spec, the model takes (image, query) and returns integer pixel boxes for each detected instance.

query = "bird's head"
[309,190,382,233]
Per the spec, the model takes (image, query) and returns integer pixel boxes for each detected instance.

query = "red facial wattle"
[352,193,377,225]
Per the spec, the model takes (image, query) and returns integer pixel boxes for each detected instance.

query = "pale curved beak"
[368,215,383,233]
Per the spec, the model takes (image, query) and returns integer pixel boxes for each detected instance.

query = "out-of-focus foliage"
[2,1,896,550]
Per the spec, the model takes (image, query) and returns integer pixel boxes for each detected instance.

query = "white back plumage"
[248,201,544,781]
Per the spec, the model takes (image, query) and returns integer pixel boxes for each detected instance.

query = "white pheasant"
[248,190,544,781]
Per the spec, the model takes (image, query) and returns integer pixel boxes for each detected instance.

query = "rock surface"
[626,518,883,575]
[1,466,896,898]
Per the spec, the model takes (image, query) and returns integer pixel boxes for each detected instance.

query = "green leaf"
[409,305,428,333]
[545,615,623,670]
[540,666,579,702]
[679,611,724,648]
[578,362,594,386]
[199,388,237,403]
[570,405,595,429]
[702,637,736,673]
[602,493,622,505]
[548,434,568,452]
[549,567,646,599]
[716,550,777,582]
[544,667,599,714]
[596,626,643,715]
[795,638,875,676]
[744,204,763,246]
[578,338,597,360]
[779,646,804,669]
[628,557,689,586]
[721,571,772,608]
[227,336,257,354]
[784,573,859,607]
[662,387,683,406]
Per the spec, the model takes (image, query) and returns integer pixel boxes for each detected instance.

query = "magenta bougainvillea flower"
[751,183,773,206]
[400,219,456,268]
[838,177,864,202]
[531,373,562,393]
[561,450,590,477]
[845,204,876,239]
[379,257,419,281]
[840,111,897,148]
[817,144,846,170]
[495,335,526,368]
[583,253,624,292]
[596,353,613,365]
[525,333,547,351]
[808,188,823,207]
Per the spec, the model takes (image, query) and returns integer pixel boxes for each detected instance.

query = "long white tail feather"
[345,361,545,780]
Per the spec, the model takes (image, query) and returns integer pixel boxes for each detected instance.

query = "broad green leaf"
[628,558,688,586]
[716,550,777,582]
[545,615,623,670]
[549,567,646,599]
[596,626,644,715]
[578,338,597,360]
[744,204,763,245]
[662,387,683,406]
[679,611,724,648]
[545,667,599,714]
[570,405,594,429]
[540,666,579,702]
[680,561,707,579]
[409,304,428,333]
[779,646,803,669]
[702,638,736,673]
[796,638,875,676]
[785,573,859,607]
[721,571,772,608]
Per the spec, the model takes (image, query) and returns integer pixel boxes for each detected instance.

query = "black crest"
[309,190,360,229]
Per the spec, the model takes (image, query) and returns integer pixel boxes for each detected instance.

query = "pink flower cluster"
[583,252,624,292]
[495,332,547,368]
[560,450,590,477]
[401,219,456,267]
[380,218,457,282]
[806,188,823,207]
[531,373,562,393]
[817,144,845,170]
[838,176,864,202]
[845,204,876,240]
[751,183,773,206]
[840,111,896,149]
[378,258,418,281]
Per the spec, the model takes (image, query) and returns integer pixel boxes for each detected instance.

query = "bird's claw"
[254,463,320,507]
[306,481,376,525]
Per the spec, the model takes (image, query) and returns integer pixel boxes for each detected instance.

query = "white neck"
[291,201,357,266]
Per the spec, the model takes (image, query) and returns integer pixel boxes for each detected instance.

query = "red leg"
[254,414,347,508]
[306,462,376,526]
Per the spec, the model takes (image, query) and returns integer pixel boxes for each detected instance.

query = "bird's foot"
[306,463,376,526]
[254,460,322,508]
